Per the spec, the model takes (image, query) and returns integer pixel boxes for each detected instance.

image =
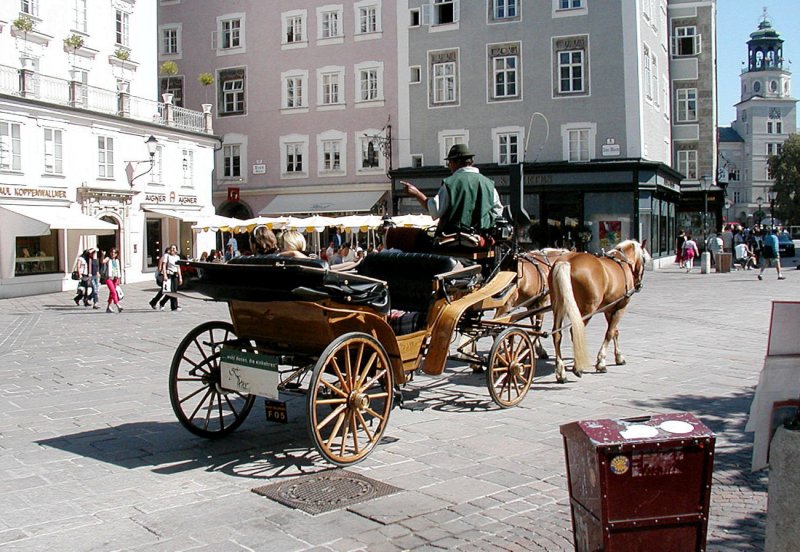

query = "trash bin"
[560,412,715,552]
[716,252,732,273]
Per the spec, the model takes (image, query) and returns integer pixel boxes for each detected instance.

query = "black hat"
[444,143,474,161]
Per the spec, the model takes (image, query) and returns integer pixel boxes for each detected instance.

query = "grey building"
[392,0,706,261]
[718,13,797,227]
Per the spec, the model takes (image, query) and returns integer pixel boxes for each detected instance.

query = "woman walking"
[682,232,700,273]
[161,244,183,311]
[104,248,123,313]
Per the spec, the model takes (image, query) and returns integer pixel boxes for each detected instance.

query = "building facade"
[0,0,216,298]
[392,0,693,260]
[158,0,401,220]
[718,14,797,227]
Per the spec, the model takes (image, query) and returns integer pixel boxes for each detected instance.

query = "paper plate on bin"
[659,420,694,434]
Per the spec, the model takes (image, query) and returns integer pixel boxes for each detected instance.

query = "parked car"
[778,233,795,257]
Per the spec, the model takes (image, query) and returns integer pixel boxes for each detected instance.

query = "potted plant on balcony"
[114,48,130,61]
[12,16,35,64]
[198,72,214,102]
[160,61,179,104]
[63,33,84,74]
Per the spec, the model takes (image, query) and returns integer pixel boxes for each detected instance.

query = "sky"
[717,0,800,126]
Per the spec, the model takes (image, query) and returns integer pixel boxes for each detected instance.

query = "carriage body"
[168,251,539,465]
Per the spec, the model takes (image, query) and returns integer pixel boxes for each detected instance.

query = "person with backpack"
[757,228,786,281]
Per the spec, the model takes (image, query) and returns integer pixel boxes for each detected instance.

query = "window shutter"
[452,0,460,22]
[0,135,11,168]
[421,4,432,26]
[696,33,702,55]
[211,30,218,50]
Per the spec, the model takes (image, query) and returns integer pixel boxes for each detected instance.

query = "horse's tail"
[551,261,591,372]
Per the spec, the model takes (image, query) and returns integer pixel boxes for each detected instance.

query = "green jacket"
[438,171,498,235]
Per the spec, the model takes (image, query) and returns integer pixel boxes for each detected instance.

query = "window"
[357,3,379,34]
[73,0,87,33]
[43,128,63,175]
[285,143,304,173]
[284,12,305,44]
[319,8,342,39]
[160,76,184,107]
[150,145,163,184]
[493,128,522,165]
[651,56,659,106]
[767,143,783,156]
[434,62,455,103]
[767,121,783,134]
[438,132,467,166]
[672,26,700,57]
[643,47,652,99]
[422,0,460,26]
[97,136,114,178]
[0,122,22,171]
[410,8,420,26]
[675,88,697,122]
[410,66,421,84]
[15,234,59,276]
[218,69,245,115]
[221,18,241,49]
[411,154,423,167]
[21,0,39,17]
[115,10,130,47]
[728,167,740,182]
[676,149,697,179]
[559,0,582,8]
[562,123,595,162]
[559,50,584,93]
[223,144,241,177]
[358,66,382,102]
[490,43,520,100]
[493,0,517,19]
[182,149,193,187]
[359,133,384,171]
[318,132,346,174]
[318,67,343,106]
[161,27,180,55]
[282,71,307,109]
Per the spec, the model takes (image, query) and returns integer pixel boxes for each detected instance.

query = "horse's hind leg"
[532,313,549,359]
[595,308,627,372]
[595,314,611,373]
[610,307,628,366]
[552,309,567,383]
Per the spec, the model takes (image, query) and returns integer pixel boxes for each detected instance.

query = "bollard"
[700,252,711,274]
[765,426,800,552]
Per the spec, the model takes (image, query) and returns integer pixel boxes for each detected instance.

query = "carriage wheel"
[308,333,394,466]
[486,328,536,408]
[169,321,256,438]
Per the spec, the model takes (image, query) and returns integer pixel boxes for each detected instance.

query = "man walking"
[757,228,786,280]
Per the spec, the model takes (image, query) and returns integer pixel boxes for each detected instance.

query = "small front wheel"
[308,333,394,465]
[486,328,536,408]
[169,321,255,438]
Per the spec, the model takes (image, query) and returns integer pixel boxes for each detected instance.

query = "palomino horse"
[548,240,650,383]
[494,248,570,358]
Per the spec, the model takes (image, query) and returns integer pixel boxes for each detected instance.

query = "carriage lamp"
[125,135,159,189]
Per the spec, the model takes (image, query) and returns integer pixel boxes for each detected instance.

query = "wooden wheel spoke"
[202,391,217,430]
[363,405,386,421]
[360,368,387,392]
[316,397,347,405]
[350,412,360,454]
[355,351,378,388]
[340,414,352,456]
[321,378,348,398]
[355,410,374,442]
[344,348,353,388]
[325,411,347,448]
[186,387,214,417]
[176,376,207,385]
[317,404,347,432]
[330,357,349,392]
[493,371,509,388]
[365,391,389,401]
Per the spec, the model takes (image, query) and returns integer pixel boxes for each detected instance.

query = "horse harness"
[604,248,643,295]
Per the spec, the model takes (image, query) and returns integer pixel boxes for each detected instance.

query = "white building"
[0,0,217,298]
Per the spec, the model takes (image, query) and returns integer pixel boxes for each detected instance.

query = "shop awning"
[144,208,204,222]
[0,204,117,236]
[259,190,385,216]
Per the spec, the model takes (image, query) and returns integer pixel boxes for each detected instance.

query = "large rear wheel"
[169,321,256,438]
[486,328,536,408]
[308,333,394,465]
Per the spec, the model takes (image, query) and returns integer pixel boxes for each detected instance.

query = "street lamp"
[701,175,712,250]
[756,195,763,226]
[125,135,158,189]
[767,188,777,229]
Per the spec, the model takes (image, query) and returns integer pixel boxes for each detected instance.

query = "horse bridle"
[606,248,644,292]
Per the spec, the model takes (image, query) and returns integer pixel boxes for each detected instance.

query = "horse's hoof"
[538,351,549,360]
[471,364,484,374]
[596,365,607,373]
[573,369,583,378]
[556,375,567,384]
[616,359,626,366]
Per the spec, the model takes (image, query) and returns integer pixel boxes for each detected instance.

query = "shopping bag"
[162,279,172,293]
[116,286,125,300]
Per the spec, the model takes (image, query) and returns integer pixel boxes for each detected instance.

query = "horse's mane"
[614,239,651,264]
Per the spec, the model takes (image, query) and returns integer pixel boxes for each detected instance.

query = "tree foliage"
[767,133,800,226]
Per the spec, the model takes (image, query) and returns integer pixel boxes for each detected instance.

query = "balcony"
[0,63,211,134]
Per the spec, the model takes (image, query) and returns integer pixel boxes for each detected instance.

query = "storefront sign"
[144,193,198,205]
[524,174,553,186]
[0,185,68,199]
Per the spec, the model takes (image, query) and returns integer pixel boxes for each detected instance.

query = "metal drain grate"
[252,470,401,515]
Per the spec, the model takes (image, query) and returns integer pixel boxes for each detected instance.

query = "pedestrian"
[72,249,91,306]
[103,247,124,313]
[199,251,208,262]
[675,229,686,268]
[148,250,167,309]
[87,247,100,309]
[160,244,183,311]
[734,242,756,270]
[251,225,279,255]
[682,232,699,273]
[706,230,722,267]
[757,228,786,280]
[721,225,734,253]
[280,229,307,258]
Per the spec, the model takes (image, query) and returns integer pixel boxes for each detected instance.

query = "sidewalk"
[0,268,793,551]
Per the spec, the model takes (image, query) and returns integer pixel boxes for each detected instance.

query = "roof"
[718,127,745,143]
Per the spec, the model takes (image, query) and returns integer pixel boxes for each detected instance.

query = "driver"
[401,144,503,239]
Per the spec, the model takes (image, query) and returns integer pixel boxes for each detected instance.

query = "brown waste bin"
[560,412,715,552]
[715,252,732,273]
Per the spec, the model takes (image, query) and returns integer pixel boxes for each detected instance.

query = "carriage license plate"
[264,399,288,424]
[220,348,279,400]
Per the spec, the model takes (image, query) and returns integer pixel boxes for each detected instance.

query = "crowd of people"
[676,223,790,280]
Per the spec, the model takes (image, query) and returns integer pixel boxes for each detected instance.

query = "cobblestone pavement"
[0,263,795,551]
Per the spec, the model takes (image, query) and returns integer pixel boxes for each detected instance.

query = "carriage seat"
[357,251,460,314]
[228,254,328,270]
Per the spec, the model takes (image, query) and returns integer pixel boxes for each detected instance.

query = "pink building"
[158,0,399,219]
